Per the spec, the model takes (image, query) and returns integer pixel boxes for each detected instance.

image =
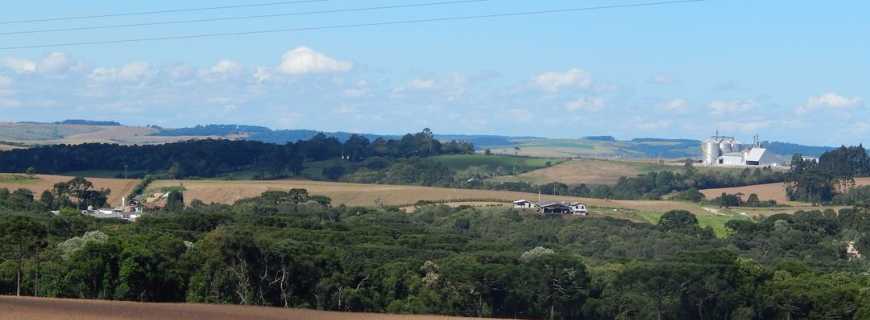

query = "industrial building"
[701,134,778,167]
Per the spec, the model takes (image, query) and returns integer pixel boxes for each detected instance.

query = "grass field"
[0,296,492,320]
[487,137,698,159]
[147,179,708,214]
[432,154,563,172]
[700,177,870,204]
[494,158,743,185]
[494,159,672,185]
[0,174,138,207]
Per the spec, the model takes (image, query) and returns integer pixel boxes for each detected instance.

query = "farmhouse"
[515,199,589,216]
[512,199,537,209]
[539,202,572,215]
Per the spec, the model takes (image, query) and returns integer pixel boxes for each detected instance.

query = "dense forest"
[0,129,474,179]
[1,188,870,319]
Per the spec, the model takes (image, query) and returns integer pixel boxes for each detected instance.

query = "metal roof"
[744,147,767,162]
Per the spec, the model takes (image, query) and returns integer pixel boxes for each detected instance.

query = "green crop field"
[431,154,564,172]
[629,210,752,238]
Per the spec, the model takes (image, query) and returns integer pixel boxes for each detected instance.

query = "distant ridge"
[0,121,837,159]
[55,119,122,126]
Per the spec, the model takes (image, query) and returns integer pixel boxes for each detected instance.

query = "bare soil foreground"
[701,177,870,204]
[0,296,493,320]
[0,174,137,207]
[150,179,704,214]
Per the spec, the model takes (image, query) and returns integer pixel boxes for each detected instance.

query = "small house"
[513,199,537,209]
[538,202,572,215]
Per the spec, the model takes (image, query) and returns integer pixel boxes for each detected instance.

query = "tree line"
[0,129,474,179]
[2,189,870,319]
[787,145,870,204]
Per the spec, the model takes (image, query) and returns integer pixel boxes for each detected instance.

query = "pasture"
[147,178,706,214]
[494,158,742,185]
[432,154,562,172]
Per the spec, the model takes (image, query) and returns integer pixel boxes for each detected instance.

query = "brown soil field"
[150,179,704,214]
[701,177,870,204]
[0,174,137,207]
[0,296,494,320]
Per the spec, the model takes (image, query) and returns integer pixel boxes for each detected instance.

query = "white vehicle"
[569,203,588,216]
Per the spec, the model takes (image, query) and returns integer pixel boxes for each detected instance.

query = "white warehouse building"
[702,134,778,167]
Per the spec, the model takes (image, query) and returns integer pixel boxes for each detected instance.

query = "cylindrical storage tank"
[719,141,733,154]
[730,141,741,152]
[703,140,720,165]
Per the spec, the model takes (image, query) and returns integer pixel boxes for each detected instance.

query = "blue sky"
[0,0,868,146]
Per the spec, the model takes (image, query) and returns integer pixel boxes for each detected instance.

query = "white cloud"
[253,67,273,83]
[334,105,357,114]
[565,97,605,112]
[90,62,153,82]
[2,57,37,74]
[277,47,352,75]
[210,59,242,75]
[534,68,592,92]
[2,53,79,75]
[660,98,688,112]
[38,52,74,74]
[717,120,772,133]
[798,92,863,113]
[637,119,672,130]
[343,80,369,97]
[408,79,436,90]
[200,59,243,81]
[709,99,755,115]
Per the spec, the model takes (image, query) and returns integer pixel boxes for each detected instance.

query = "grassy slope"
[494,158,744,186]
[431,154,563,172]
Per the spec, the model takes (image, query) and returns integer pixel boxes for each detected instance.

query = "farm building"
[513,199,537,209]
[539,202,572,215]
[516,199,589,216]
[703,134,779,167]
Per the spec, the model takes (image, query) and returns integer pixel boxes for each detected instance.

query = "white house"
[513,200,537,209]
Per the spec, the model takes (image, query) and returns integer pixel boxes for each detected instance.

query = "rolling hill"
[0,121,834,160]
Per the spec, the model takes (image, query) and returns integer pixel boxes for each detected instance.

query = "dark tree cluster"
[0,129,473,180]
[787,145,870,203]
